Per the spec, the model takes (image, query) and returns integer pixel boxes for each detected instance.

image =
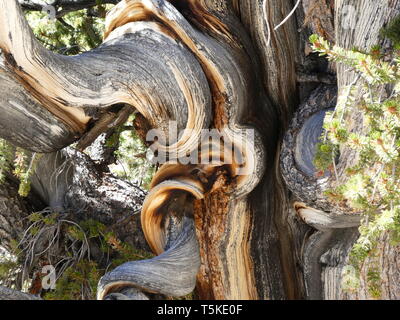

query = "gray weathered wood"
[0,286,41,300]
[98,216,200,299]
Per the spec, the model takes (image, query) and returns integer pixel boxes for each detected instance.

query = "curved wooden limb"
[302,229,334,300]
[103,0,265,192]
[294,202,360,231]
[0,0,212,156]
[282,85,363,300]
[0,58,77,152]
[1,0,267,300]
[296,202,360,299]
[281,85,341,213]
[96,0,267,300]
[97,216,200,299]
[302,228,359,300]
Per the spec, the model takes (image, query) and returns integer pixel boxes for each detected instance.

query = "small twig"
[76,105,134,151]
[274,0,302,30]
[56,17,74,31]
[108,209,141,231]
[262,0,272,46]
[60,219,91,260]
[331,149,339,182]
[324,74,361,142]
[371,164,384,201]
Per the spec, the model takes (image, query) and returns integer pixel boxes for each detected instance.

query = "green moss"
[28,212,44,223]
[67,225,86,241]
[80,219,106,238]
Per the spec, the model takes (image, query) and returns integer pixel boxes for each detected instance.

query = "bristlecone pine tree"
[0,0,400,300]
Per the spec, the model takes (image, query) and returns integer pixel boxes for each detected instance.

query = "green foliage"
[25,9,155,190]
[103,230,154,268]
[341,265,361,293]
[0,259,19,283]
[80,219,106,238]
[380,15,400,49]
[0,140,13,183]
[28,212,59,225]
[0,141,41,197]
[0,240,20,284]
[25,5,112,54]
[44,259,100,300]
[310,34,400,293]
[110,114,156,190]
[13,148,30,196]
[310,34,397,84]
[314,140,338,174]
[0,260,16,277]
[41,217,153,300]
[14,151,42,197]
[366,266,382,299]
[1,208,153,299]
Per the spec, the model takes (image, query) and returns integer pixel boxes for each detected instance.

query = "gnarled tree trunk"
[0,0,399,300]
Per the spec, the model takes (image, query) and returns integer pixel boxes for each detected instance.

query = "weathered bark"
[0,0,212,156]
[1,0,400,300]
[0,147,151,296]
[0,175,42,253]
[28,148,149,250]
[98,216,200,299]
[281,0,400,300]
[239,0,299,125]
[0,56,78,152]
[238,0,305,300]
[341,232,400,300]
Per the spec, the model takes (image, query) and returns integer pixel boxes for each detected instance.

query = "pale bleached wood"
[103,0,267,299]
[0,0,212,157]
[239,0,299,125]
[4,0,400,301]
[282,0,400,300]
[98,216,200,299]
[0,57,77,152]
